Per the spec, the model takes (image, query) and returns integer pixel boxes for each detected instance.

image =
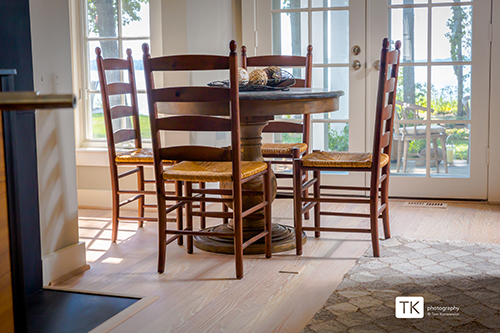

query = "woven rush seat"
[115,148,154,163]
[162,161,267,182]
[302,151,389,168]
[261,143,308,156]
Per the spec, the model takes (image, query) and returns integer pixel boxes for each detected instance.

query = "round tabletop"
[158,88,344,118]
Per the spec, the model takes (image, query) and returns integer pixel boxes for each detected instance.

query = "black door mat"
[26,289,140,333]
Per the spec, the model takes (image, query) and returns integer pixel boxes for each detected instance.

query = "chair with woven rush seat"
[241,45,312,218]
[143,40,272,278]
[292,38,401,257]
[96,47,182,243]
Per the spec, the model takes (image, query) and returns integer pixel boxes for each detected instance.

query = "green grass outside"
[92,113,151,140]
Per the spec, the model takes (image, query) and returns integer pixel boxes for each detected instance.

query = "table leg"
[193,119,306,254]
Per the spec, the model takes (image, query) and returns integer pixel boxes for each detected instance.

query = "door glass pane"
[272,12,309,58]
[87,0,118,38]
[391,128,427,176]
[432,0,471,3]
[312,0,349,8]
[312,123,349,151]
[88,41,121,87]
[272,0,308,10]
[430,123,469,177]
[312,67,349,120]
[122,39,150,90]
[432,6,472,62]
[390,1,428,6]
[390,7,428,63]
[396,66,428,120]
[122,1,150,37]
[311,10,349,64]
[431,65,471,120]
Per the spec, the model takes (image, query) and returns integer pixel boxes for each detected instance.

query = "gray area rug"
[302,236,500,333]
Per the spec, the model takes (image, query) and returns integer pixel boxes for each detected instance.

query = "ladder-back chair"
[292,38,401,257]
[142,41,272,279]
[241,45,312,218]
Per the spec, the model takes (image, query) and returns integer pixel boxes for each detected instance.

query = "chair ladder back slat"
[246,55,308,67]
[152,87,230,103]
[159,146,231,162]
[156,115,232,132]
[385,77,396,94]
[110,105,135,119]
[107,82,132,96]
[293,79,306,87]
[103,58,130,71]
[149,55,230,71]
[381,104,393,122]
[380,131,391,149]
[114,128,137,143]
[387,49,400,65]
[262,121,303,133]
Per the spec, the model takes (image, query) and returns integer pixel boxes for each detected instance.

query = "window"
[83,0,150,143]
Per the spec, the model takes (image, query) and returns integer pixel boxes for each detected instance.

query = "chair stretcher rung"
[118,167,140,179]
[165,234,182,245]
[118,190,156,195]
[320,211,371,218]
[164,195,232,203]
[242,201,267,218]
[118,216,157,221]
[302,226,372,233]
[302,197,370,204]
[191,211,233,218]
[119,194,142,207]
[165,229,233,237]
[319,185,370,191]
[242,231,269,250]
[301,202,315,214]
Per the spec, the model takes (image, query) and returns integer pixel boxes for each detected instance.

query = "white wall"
[489,1,500,203]
[30,0,86,285]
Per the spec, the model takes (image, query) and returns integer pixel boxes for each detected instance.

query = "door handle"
[373,60,380,71]
[351,60,362,71]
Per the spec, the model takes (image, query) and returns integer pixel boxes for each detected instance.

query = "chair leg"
[111,191,119,243]
[233,194,244,279]
[222,203,229,224]
[137,166,145,228]
[175,181,183,246]
[293,158,303,255]
[199,182,206,229]
[370,190,380,257]
[186,182,193,254]
[294,149,310,221]
[380,170,391,240]
[440,135,448,173]
[313,170,321,238]
[157,192,168,273]
[264,164,272,259]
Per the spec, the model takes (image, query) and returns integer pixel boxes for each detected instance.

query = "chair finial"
[126,48,132,57]
[230,40,237,54]
[395,40,402,51]
[382,38,390,49]
[241,45,247,55]
[307,45,313,54]
[95,46,102,56]
[142,43,150,55]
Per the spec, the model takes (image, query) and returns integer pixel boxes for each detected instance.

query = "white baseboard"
[42,241,87,286]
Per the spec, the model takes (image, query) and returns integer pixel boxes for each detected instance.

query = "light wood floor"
[60,200,500,333]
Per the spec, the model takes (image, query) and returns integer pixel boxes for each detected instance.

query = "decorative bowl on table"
[208,67,296,91]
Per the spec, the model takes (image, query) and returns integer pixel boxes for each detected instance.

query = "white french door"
[243,0,491,199]
[367,0,490,199]
[244,0,368,187]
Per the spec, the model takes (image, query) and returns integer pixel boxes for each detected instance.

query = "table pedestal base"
[193,223,306,254]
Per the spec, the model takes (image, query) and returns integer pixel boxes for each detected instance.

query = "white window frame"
[79,0,150,148]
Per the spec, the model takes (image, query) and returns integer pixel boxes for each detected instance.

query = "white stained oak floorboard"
[60,199,500,333]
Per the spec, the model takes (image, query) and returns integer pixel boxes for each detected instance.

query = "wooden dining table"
[158,87,344,254]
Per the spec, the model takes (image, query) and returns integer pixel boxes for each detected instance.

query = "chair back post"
[303,45,313,153]
[241,45,248,70]
[371,38,401,183]
[142,43,165,189]
[127,48,142,149]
